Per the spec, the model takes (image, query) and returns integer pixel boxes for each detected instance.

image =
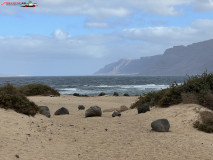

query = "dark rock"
[73,93,80,96]
[38,106,51,118]
[78,105,85,110]
[99,92,106,96]
[138,104,150,114]
[15,154,19,158]
[123,93,129,96]
[112,111,121,117]
[113,92,119,96]
[151,119,170,132]
[85,106,102,117]
[54,107,69,115]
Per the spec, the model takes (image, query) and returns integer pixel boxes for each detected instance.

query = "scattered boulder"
[112,111,121,117]
[38,106,51,118]
[138,104,150,114]
[99,92,106,96]
[151,119,170,132]
[73,93,80,96]
[123,93,129,96]
[85,106,102,117]
[54,107,69,115]
[113,92,119,96]
[78,105,85,110]
[117,105,129,112]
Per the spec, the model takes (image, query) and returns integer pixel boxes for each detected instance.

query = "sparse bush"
[0,93,38,116]
[181,93,199,104]
[0,83,19,95]
[18,83,60,96]
[196,92,213,111]
[0,83,60,116]
[131,72,213,110]
[194,111,213,133]
[0,84,38,116]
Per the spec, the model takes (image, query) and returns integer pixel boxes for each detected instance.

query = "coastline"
[0,95,213,160]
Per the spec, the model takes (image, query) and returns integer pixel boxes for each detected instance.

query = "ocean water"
[0,76,186,96]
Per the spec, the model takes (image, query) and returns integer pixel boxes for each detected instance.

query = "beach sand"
[0,95,213,160]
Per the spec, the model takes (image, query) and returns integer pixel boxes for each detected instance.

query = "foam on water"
[0,76,185,96]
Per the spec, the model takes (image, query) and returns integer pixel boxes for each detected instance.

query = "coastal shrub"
[131,72,213,109]
[0,93,38,116]
[158,83,182,107]
[0,84,38,116]
[196,92,213,111]
[0,83,20,95]
[194,111,213,133]
[18,83,60,96]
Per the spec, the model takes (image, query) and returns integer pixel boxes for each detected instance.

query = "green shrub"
[0,83,19,95]
[0,93,38,116]
[0,84,38,116]
[196,92,213,111]
[131,72,213,109]
[0,83,59,116]
[18,83,60,96]
[194,111,213,133]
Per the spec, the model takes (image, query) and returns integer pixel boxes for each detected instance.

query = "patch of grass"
[194,111,213,133]
[18,83,60,96]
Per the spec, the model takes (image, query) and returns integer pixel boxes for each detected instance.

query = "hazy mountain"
[95,39,213,76]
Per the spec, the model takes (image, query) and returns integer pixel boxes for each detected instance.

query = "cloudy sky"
[1,0,213,76]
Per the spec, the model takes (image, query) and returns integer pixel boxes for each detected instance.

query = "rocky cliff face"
[95,39,213,76]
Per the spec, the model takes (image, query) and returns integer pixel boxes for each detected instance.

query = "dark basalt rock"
[113,92,119,96]
[78,105,85,110]
[85,106,102,117]
[73,93,80,96]
[112,111,121,117]
[151,119,170,132]
[99,92,106,96]
[54,107,69,115]
[38,106,51,118]
[138,104,150,114]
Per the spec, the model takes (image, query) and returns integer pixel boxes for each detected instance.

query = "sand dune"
[0,95,213,160]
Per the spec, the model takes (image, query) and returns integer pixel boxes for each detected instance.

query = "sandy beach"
[0,95,213,160]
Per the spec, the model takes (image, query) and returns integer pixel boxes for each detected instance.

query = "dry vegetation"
[131,72,213,133]
[0,83,60,116]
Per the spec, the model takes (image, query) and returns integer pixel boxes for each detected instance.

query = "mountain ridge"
[95,39,213,76]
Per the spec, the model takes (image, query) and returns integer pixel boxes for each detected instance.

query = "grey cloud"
[121,19,213,45]
[1,19,213,60]
[192,0,213,11]
[0,0,192,17]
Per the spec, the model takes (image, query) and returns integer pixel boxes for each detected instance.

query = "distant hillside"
[95,39,213,76]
